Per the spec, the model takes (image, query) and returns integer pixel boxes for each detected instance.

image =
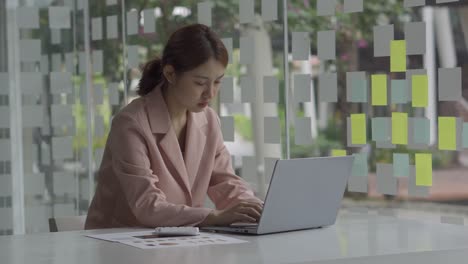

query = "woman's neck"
[162,84,187,124]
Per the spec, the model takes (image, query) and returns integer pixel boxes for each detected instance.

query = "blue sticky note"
[393,153,409,178]
[391,79,408,104]
[414,118,430,145]
[351,78,368,102]
[351,153,368,177]
[463,123,468,148]
[372,117,390,142]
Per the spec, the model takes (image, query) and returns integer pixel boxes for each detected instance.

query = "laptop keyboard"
[230,223,259,228]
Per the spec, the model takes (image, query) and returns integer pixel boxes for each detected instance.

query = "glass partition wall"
[1,0,468,235]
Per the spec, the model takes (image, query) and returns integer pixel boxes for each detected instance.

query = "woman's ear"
[163,65,176,84]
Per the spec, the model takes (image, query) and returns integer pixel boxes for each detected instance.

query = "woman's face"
[165,58,225,113]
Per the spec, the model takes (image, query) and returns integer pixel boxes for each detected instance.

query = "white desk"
[2,212,468,264]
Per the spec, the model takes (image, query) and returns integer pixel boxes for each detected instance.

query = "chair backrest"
[49,215,87,232]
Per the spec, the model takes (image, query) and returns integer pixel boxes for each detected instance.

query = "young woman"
[85,24,263,229]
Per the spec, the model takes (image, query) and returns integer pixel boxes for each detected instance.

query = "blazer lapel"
[184,111,207,188]
[159,130,191,195]
[145,86,191,197]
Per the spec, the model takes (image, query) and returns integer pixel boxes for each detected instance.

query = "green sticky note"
[414,118,430,145]
[415,153,432,186]
[391,79,408,104]
[351,114,367,145]
[392,112,408,145]
[438,117,456,150]
[393,153,409,178]
[391,40,407,73]
[351,78,368,102]
[412,75,428,107]
[463,123,468,148]
[371,74,387,106]
[372,117,390,142]
[332,149,347,157]
[351,153,368,177]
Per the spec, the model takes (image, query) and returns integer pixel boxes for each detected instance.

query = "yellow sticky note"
[392,112,408,145]
[415,153,432,186]
[332,149,347,157]
[371,74,387,106]
[438,117,457,150]
[351,114,367,145]
[412,75,428,107]
[391,40,406,73]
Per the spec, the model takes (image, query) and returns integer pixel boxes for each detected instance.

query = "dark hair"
[137,24,229,96]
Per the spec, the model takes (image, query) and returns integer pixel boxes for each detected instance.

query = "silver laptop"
[201,156,354,235]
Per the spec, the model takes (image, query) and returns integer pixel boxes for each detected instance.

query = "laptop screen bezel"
[255,159,281,230]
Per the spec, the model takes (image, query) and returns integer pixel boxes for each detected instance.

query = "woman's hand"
[200,201,263,226]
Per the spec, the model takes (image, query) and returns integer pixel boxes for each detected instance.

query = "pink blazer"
[85,85,261,229]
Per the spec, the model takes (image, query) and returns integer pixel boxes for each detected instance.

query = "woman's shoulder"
[121,96,147,115]
[111,97,148,127]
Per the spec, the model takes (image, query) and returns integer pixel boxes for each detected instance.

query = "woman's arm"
[110,114,213,227]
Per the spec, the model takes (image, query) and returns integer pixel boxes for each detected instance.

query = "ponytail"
[137,57,164,96]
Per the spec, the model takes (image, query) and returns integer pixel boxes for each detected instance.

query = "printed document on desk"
[85,230,248,249]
